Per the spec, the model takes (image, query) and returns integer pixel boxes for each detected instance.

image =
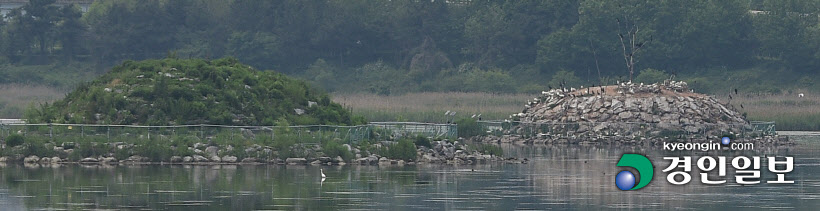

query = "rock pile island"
[477,81,790,145]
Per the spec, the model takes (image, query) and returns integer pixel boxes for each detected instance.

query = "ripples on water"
[1,135,819,210]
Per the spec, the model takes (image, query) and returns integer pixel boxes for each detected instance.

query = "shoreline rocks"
[0,139,522,166]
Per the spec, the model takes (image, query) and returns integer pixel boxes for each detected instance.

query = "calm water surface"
[1,135,819,210]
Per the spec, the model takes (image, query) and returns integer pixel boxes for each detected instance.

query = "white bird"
[471,114,476,118]
[799,93,805,98]
[321,169,326,178]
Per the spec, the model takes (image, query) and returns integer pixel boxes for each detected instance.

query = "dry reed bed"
[332,92,530,122]
[0,84,68,109]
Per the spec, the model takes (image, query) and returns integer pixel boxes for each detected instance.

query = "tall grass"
[0,84,64,118]
[332,92,529,122]
[726,90,820,131]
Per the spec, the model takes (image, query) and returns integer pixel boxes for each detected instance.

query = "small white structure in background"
[799,93,805,98]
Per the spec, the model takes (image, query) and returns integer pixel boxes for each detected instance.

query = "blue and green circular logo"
[615,154,654,191]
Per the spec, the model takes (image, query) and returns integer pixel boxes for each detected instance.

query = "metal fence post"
[107,126,110,142]
[49,124,53,141]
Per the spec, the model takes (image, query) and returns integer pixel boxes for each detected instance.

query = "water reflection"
[1,136,819,210]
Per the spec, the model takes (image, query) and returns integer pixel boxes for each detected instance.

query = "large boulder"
[286,158,307,165]
[23,156,40,163]
[205,146,219,157]
[222,156,238,163]
[193,155,209,162]
[170,156,183,163]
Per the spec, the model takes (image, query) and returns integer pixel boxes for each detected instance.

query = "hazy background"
[0,0,818,129]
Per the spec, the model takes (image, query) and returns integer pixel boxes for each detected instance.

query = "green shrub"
[23,141,55,157]
[549,70,582,88]
[322,140,353,162]
[386,139,417,161]
[470,144,503,156]
[135,140,173,161]
[174,146,194,157]
[455,118,483,138]
[635,68,670,84]
[413,135,431,148]
[114,148,131,160]
[72,142,106,158]
[6,134,24,147]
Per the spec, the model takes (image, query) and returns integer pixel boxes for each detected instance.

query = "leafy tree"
[57,4,86,59]
[635,68,670,84]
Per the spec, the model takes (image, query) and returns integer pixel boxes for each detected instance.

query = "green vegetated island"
[24,58,363,126]
[1,58,508,165]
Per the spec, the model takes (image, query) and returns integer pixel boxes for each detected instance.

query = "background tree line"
[1,0,818,94]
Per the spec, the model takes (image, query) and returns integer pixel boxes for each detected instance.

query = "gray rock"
[222,156,238,163]
[80,157,99,163]
[241,158,257,163]
[50,157,61,163]
[127,155,147,162]
[24,156,40,163]
[205,146,219,157]
[193,155,209,162]
[318,156,332,163]
[333,156,344,163]
[241,128,256,139]
[209,155,222,162]
[182,156,193,163]
[378,157,389,164]
[286,158,307,165]
[39,157,51,164]
[101,157,118,163]
[170,156,183,163]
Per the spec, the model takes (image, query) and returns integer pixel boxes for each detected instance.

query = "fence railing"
[477,120,776,139]
[369,122,457,140]
[0,122,458,144]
